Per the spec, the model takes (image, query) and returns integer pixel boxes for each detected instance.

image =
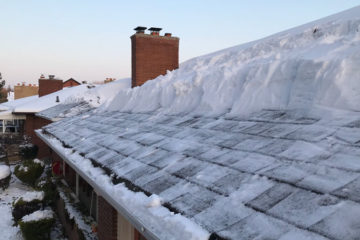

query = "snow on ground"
[0,165,11,179]
[106,6,360,118]
[0,170,32,240]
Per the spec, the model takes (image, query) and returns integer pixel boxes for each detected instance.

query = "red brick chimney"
[131,26,179,87]
[38,75,63,97]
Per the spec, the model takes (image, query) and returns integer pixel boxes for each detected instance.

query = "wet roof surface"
[43,109,360,240]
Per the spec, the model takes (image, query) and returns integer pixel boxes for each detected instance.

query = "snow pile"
[81,78,131,109]
[107,6,360,117]
[18,166,28,172]
[0,165,11,180]
[21,209,53,223]
[16,191,44,204]
[33,158,44,167]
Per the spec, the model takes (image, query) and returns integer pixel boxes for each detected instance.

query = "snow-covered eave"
[36,129,210,240]
[36,130,161,240]
[0,111,26,120]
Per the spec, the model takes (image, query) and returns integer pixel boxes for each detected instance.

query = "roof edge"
[36,130,161,240]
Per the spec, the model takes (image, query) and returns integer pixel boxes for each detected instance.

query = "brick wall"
[24,114,52,159]
[131,33,179,87]
[56,197,82,240]
[38,79,63,97]
[98,196,118,240]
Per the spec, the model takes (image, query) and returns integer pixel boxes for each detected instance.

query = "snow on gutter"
[36,129,209,240]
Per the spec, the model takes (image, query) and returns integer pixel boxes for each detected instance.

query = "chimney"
[134,26,147,34]
[38,75,63,97]
[149,27,161,36]
[131,26,179,87]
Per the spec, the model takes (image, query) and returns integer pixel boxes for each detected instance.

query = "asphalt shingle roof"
[42,109,360,240]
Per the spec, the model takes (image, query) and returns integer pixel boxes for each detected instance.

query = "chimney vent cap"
[134,26,147,33]
[148,27,162,32]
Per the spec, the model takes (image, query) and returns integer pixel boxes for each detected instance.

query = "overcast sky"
[1,1,359,86]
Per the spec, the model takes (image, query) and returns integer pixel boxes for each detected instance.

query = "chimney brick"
[38,77,63,97]
[131,30,179,87]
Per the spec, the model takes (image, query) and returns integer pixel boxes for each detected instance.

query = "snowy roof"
[38,6,360,240]
[0,95,38,111]
[1,78,130,116]
[36,101,93,121]
[35,78,131,120]
[13,85,91,113]
[40,108,360,240]
[105,5,360,117]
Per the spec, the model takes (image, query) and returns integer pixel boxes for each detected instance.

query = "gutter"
[36,130,160,240]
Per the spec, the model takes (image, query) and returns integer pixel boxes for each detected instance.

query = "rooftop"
[40,108,360,240]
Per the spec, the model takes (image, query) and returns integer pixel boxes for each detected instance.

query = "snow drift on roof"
[107,5,360,117]
[13,78,131,114]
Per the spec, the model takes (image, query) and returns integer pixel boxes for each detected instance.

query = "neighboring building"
[0,95,37,134]
[104,78,116,84]
[131,26,179,87]
[38,75,63,97]
[14,83,39,100]
[63,78,81,88]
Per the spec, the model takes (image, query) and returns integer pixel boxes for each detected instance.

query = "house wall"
[117,213,134,240]
[24,114,52,158]
[98,196,118,240]
[56,196,83,240]
[64,162,77,192]
[38,79,63,97]
[131,33,179,87]
[14,85,38,100]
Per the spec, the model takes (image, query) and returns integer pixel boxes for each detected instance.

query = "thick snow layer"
[13,85,91,113]
[0,165,11,180]
[82,78,131,109]
[21,209,54,222]
[7,78,130,114]
[107,6,360,117]
[16,191,44,203]
[0,95,37,111]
